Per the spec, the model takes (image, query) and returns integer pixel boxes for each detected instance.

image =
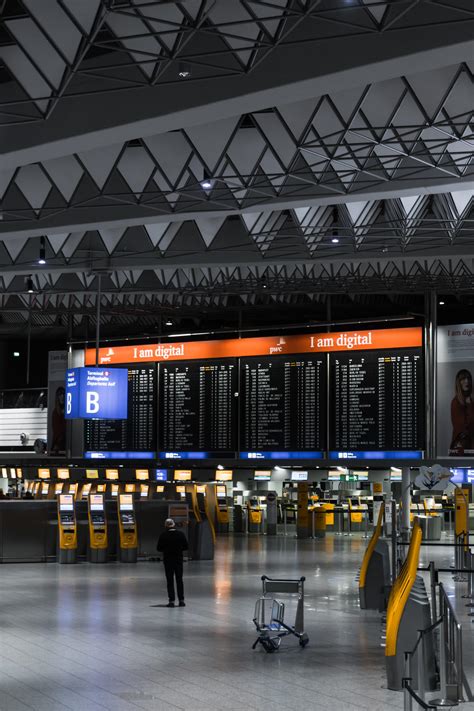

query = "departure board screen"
[159,360,237,455]
[84,364,156,454]
[329,349,423,452]
[240,355,326,454]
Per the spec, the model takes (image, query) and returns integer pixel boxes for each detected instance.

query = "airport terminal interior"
[0,1,474,710]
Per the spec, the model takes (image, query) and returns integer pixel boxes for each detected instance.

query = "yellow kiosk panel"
[105,469,119,480]
[86,469,99,479]
[111,484,119,497]
[38,468,51,479]
[125,483,135,493]
[135,469,149,481]
[140,484,149,497]
[57,468,70,480]
[17,468,23,479]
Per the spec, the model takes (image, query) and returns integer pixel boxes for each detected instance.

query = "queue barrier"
[359,503,390,611]
[385,519,436,691]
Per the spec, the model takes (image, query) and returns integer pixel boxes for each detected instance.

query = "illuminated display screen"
[17,468,23,478]
[105,469,119,480]
[254,470,271,481]
[155,469,168,481]
[38,468,51,479]
[59,494,74,511]
[291,471,308,481]
[90,494,104,511]
[135,469,149,481]
[119,494,133,511]
[174,470,192,482]
[215,470,232,481]
[160,360,237,456]
[57,468,70,480]
[240,451,323,460]
[329,451,423,460]
[86,469,99,479]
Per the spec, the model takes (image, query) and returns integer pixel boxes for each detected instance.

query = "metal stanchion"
[363,510,369,539]
[417,632,426,706]
[404,654,413,711]
[311,509,315,539]
[429,561,438,624]
[283,509,287,537]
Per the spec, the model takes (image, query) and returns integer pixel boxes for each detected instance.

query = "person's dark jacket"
[157,528,188,560]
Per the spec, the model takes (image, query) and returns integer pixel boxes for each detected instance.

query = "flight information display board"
[240,355,326,456]
[84,364,156,455]
[329,349,423,452]
[159,359,237,456]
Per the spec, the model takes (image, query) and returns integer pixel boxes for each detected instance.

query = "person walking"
[157,518,188,607]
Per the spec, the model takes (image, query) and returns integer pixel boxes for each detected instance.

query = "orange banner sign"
[85,327,422,365]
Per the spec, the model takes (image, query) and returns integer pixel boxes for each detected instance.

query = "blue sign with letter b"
[65,367,128,419]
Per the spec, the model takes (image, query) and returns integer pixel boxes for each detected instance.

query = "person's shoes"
[166,602,175,607]
[179,601,186,607]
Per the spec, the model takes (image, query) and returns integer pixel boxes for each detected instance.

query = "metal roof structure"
[0,0,473,336]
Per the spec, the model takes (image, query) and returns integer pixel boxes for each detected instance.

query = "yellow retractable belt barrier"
[385,519,422,657]
[359,502,385,590]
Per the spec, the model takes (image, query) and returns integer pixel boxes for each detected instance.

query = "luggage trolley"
[252,575,309,653]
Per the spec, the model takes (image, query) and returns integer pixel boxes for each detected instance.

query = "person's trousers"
[164,558,184,602]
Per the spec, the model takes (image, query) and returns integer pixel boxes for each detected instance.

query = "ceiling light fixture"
[26,276,34,293]
[331,237,339,244]
[165,318,173,326]
[200,169,213,190]
[38,236,46,265]
[439,300,445,305]
[178,61,191,79]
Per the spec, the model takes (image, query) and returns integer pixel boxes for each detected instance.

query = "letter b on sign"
[86,391,99,414]
[66,393,72,415]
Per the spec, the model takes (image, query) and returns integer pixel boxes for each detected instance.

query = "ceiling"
[0,0,473,337]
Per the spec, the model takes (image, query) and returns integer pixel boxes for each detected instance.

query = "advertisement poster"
[437,325,474,456]
[47,351,67,455]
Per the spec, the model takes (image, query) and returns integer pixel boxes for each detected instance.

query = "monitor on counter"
[254,470,271,481]
[38,468,51,479]
[57,468,70,480]
[174,470,192,482]
[105,469,119,480]
[291,471,308,481]
[215,469,232,481]
[135,469,149,481]
[86,469,99,479]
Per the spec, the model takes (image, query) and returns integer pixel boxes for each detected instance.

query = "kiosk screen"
[59,495,74,511]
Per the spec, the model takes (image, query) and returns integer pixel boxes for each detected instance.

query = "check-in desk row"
[0,497,191,563]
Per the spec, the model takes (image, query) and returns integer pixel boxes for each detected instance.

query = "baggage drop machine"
[57,494,78,563]
[117,493,138,562]
[87,494,108,562]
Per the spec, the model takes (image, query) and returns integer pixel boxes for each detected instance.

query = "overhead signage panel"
[66,367,128,419]
[85,327,422,365]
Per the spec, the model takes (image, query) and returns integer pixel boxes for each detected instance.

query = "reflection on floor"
[1,533,474,711]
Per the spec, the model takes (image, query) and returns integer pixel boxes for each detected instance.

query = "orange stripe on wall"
[85,327,422,365]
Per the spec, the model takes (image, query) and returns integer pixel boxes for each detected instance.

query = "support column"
[401,467,411,535]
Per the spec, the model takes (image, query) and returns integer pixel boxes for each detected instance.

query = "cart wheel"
[299,634,309,648]
[270,637,281,651]
[261,639,275,653]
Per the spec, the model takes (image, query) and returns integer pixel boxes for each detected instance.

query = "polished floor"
[1,533,474,711]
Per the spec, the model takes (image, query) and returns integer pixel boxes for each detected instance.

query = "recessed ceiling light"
[439,300,445,305]
[331,237,339,243]
[13,352,20,357]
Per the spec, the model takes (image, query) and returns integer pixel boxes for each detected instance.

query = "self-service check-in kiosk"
[247,497,263,533]
[88,493,108,562]
[117,493,138,562]
[57,494,77,563]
